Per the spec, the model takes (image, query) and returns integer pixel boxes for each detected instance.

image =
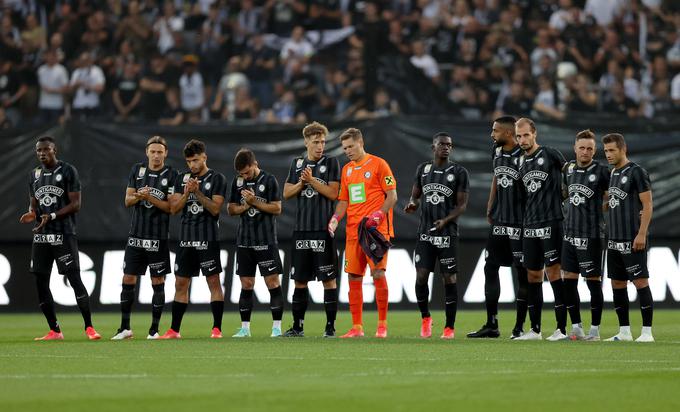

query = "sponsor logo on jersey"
[179,241,208,250]
[523,227,552,239]
[296,159,304,168]
[565,236,589,249]
[423,183,453,205]
[128,237,160,251]
[608,187,628,209]
[35,185,65,207]
[295,240,326,252]
[419,233,451,248]
[522,170,548,193]
[608,240,632,254]
[33,234,63,244]
[139,167,146,178]
[423,164,432,174]
[141,187,166,208]
[492,226,522,240]
[495,166,520,188]
[569,184,595,206]
[188,201,204,215]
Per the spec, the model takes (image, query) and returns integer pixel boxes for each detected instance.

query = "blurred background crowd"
[0,0,679,129]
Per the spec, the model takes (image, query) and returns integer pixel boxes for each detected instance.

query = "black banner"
[2,117,680,242]
[1,240,679,312]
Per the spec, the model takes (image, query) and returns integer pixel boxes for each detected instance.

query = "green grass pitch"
[1,310,679,412]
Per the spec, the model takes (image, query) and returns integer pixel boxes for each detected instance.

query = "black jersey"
[608,162,651,241]
[127,163,177,240]
[229,170,281,247]
[563,160,610,238]
[286,155,340,231]
[173,169,227,242]
[520,146,567,226]
[29,160,80,235]
[414,161,470,237]
[490,145,524,225]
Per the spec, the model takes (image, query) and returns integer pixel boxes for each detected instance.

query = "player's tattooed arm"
[486,176,497,224]
[242,189,282,215]
[169,184,191,214]
[404,183,422,214]
[193,189,224,217]
[433,191,469,230]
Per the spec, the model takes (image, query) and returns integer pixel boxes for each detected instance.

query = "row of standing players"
[22,118,653,342]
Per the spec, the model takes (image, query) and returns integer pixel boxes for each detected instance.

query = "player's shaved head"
[37,135,56,146]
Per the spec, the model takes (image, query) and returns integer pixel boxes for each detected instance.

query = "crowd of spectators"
[0,0,679,129]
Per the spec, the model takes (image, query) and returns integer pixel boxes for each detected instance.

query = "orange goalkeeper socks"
[374,277,389,323]
[348,279,363,327]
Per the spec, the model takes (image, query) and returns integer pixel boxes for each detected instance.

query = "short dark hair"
[340,128,363,141]
[302,122,328,139]
[602,133,626,149]
[494,116,517,127]
[516,117,536,133]
[37,135,56,145]
[234,148,256,171]
[575,129,596,141]
[183,139,206,158]
[146,135,167,149]
[432,132,451,143]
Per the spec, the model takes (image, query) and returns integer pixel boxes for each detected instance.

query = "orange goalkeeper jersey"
[338,153,396,240]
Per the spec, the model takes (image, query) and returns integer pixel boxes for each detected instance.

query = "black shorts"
[290,231,337,282]
[30,233,80,275]
[522,221,563,271]
[561,236,603,278]
[123,237,171,277]
[174,241,222,277]
[236,245,283,277]
[607,240,650,281]
[485,224,523,267]
[414,234,459,274]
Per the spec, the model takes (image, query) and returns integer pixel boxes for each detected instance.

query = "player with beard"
[20,136,101,340]
[514,118,568,341]
[160,140,227,339]
[405,132,469,339]
[468,116,529,339]
[561,130,609,341]
[602,133,654,342]
[112,136,177,340]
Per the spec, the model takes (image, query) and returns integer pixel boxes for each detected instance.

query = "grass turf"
[1,310,679,412]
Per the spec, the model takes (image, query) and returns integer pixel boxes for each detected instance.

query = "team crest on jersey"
[204,182,211,190]
[236,177,244,187]
[423,164,432,174]
[161,178,168,186]
[537,157,544,166]
[302,185,317,198]
[258,184,265,192]
[364,171,371,179]
[589,174,596,182]
[621,176,628,184]
[55,174,62,182]
[139,167,146,178]
[446,174,454,182]
[346,168,352,177]
[34,168,41,179]
[319,165,327,173]
[188,201,204,215]
[296,159,304,168]
[568,163,575,174]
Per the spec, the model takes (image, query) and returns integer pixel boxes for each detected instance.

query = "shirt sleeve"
[228,176,240,203]
[338,166,349,201]
[167,169,178,195]
[600,164,611,192]
[551,148,567,170]
[457,167,470,193]
[328,157,340,183]
[213,173,228,198]
[127,164,138,189]
[286,159,298,184]
[268,175,281,202]
[66,165,81,193]
[413,163,424,190]
[174,172,185,196]
[633,166,651,194]
[29,171,35,197]
[378,159,397,192]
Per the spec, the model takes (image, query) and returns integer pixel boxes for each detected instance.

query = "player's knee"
[484,262,500,279]
[563,271,579,280]
[632,278,649,289]
[294,280,308,289]
[415,269,429,285]
[443,273,457,284]
[240,276,255,290]
[151,276,165,286]
[527,270,543,283]
[175,276,190,291]
[264,274,280,289]
[322,279,336,289]
[122,274,137,285]
[611,279,628,289]
[371,269,385,280]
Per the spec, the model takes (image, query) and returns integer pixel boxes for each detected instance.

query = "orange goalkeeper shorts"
[343,238,388,276]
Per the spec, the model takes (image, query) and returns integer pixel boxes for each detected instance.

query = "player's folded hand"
[364,210,385,231]
[328,214,339,238]
[19,210,36,224]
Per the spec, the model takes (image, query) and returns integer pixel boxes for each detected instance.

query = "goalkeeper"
[328,128,397,339]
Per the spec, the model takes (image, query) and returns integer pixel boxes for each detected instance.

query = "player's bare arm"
[433,191,469,230]
[380,189,398,215]
[634,190,653,251]
[227,200,250,216]
[328,199,348,236]
[133,186,172,213]
[404,183,422,213]
[602,190,609,212]
[486,176,497,224]
[282,179,304,200]
[124,187,141,207]
[242,188,281,215]
[192,189,224,217]
[302,167,339,201]
[19,196,38,224]
[169,184,191,214]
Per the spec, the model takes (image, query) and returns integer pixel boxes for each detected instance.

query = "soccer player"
[561,130,609,341]
[404,132,469,339]
[328,128,398,338]
[160,140,227,339]
[228,148,285,338]
[602,133,654,342]
[468,116,529,339]
[282,122,340,337]
[514,118,568,341]
[112,136,177,340]
[20,136,101,340]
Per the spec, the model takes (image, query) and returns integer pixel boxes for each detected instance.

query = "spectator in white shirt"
[410,39,441,83]
[179,54,205,123]
[69,52,105,120]
[153,2,184,54]
[280,26,314,79]
[37,49,69,123]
